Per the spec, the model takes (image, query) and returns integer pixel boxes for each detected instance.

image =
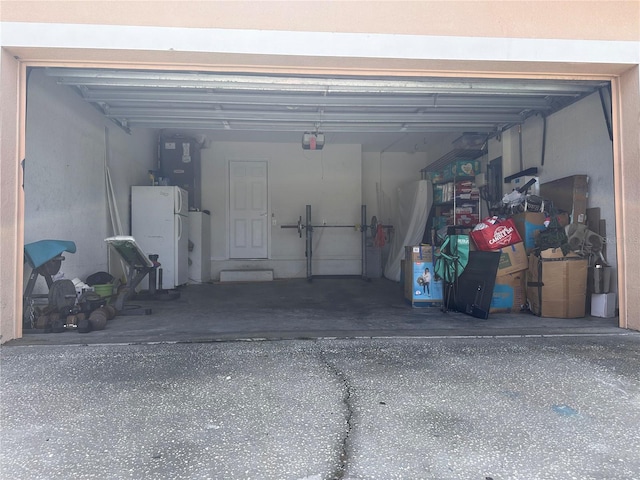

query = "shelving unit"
[431,174,481,231]
[422,148,484,237]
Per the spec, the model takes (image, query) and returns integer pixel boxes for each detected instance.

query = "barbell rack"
[281,204,392,281]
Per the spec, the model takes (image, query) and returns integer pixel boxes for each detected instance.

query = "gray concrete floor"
[8,278,622,346]
[2,279,637,479]
[2,335,640,479]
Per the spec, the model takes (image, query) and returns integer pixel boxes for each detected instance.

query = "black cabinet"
[159,135,201,210]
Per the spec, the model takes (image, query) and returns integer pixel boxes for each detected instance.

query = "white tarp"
[383,179,432,282]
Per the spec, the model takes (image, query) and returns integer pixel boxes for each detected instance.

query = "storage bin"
[93,284,113,298]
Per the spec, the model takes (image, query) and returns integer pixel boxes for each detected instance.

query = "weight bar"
[281,214,386,238]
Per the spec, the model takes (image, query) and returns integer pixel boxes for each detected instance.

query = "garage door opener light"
[302,132,325,150]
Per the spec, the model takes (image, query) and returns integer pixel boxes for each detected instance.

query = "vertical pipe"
[518,124,524,171]
[306,204,312,281]
[541,114,547,166]
[361,204,368,280]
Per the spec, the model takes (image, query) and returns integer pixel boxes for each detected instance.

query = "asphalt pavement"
[2,334,640,479]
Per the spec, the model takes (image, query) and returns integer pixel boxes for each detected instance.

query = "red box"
[471,218,522,251]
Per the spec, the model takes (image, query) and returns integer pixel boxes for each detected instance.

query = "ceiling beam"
[105,107,524,124]
[80,90,556,110]
[123,118,501,133]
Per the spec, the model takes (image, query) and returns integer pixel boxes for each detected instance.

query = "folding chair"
[433,229,470,312]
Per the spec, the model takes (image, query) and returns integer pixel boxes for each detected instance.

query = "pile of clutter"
[27,271,119,334]
[498,182,606,259]
[466,175,612,318]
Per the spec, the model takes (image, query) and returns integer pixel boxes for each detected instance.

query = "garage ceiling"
[43,68,608,153]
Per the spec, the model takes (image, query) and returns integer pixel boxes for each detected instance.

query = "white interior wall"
[24,69,157,292]
[491,92,617,286]
[361,151,428,227]
[201,141,362,279]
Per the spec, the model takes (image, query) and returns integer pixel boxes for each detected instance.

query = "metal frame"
[43,68,606,137]
[282,204,384,281]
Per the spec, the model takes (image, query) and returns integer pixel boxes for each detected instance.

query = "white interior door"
[229,161,268,259]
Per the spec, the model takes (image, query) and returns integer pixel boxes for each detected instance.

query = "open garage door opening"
[17,66,621,344]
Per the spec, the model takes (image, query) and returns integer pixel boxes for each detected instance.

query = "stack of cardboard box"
[508,176,590,318]
[469,218,528,313]
[487,175,591,318]
[526,248,588,318]
[467,175,592,318]
[403,245,443,308]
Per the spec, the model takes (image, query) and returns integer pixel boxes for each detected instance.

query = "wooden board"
[586,207,601,234]
[540,175,588,223]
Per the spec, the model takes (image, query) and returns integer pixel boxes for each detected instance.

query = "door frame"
[1,57,638,340]
[227,158,270,260]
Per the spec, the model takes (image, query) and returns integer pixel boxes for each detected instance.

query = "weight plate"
[104,304,117,320]
[370,216,378,237]
[51,317,65,333]
[48,279,77,310]
[77,317,92,334]
[44,258,62,277]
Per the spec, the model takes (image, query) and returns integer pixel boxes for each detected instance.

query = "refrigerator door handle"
[176,188,183,215]
[177,214,183,240]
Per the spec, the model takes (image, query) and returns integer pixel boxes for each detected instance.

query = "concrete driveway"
[2,334,640,479]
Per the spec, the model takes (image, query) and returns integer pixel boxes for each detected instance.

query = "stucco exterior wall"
[0,50,22,343]
[2,1,638,41]
[616,66,640,330]
[1,1,639,341]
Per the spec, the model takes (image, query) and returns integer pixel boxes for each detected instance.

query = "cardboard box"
[490,271,527,313]
[591,293,616,318]
[450,159,481,177]
[527,248,588,318]
[456,213,480,227]
[403,245,443,307]
[426,170,445,183]
[453,133,486,150]
[511,212,547,252]
[495,242,528,276]
[405,245,432,263]
[540,175,588,224]
[443,160,481,180]
[470,218,522,251]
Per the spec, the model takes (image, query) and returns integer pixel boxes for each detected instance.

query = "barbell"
[281,215,381,238]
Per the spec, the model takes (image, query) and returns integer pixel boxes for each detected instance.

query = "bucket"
[592,265,611,294]
[93,283,113,298]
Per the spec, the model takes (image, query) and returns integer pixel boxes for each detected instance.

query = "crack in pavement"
[316,343,355,480]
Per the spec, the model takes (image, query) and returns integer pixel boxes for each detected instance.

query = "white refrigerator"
[131,186,189,289]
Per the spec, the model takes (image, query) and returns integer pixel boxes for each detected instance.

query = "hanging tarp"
[383,180,432,282]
